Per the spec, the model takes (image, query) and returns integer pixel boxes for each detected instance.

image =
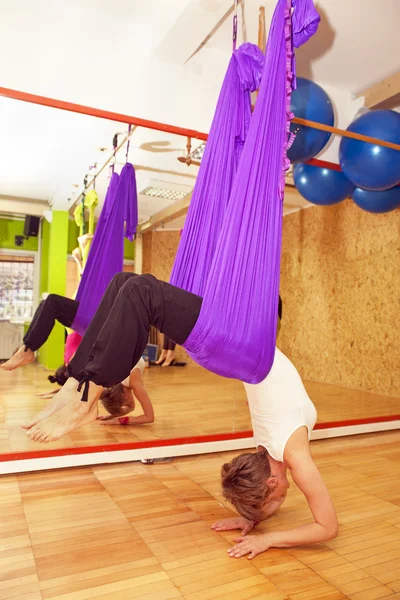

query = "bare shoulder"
[284,426,312,467]
[128,367,142,389]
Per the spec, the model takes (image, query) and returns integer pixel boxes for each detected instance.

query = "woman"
[22,273,281,443]
[23,356,154,431]
[211,348,338,558]
[1,234,92,372]
[98,357,154,426]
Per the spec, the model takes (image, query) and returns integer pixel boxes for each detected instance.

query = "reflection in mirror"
[0,92,398,462]
[0,96,241,457]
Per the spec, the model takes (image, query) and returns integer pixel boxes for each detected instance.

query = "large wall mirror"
[0,90,398,474]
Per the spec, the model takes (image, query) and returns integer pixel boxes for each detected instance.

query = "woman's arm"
[113,369,154,425]
[263,427,338,547]
[100,369,154,426]
[265,460,338,548]
[129,372,154,424]
[72,247,83,276]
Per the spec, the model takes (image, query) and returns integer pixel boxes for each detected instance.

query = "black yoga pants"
[162,335,176,352]
[23,295,78,352]
[68,273,202,388]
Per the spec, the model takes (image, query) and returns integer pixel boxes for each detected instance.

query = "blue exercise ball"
[352,186,400,214]
[339,110,400,191]
[288,78,334,164]
[293,163,354,206]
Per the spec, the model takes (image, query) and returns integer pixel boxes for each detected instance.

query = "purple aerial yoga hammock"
[171,0,320,384]
[72,163,138,336]
[170,43,265,296]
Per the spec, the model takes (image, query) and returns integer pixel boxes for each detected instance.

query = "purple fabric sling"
[170,43,265,296]
[171,0,320,384]
[72,163,138,335]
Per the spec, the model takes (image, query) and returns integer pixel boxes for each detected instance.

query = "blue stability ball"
[293,163,354,206]
[339,110,400,191]
[352,186,400,214]
[288,78,334,164]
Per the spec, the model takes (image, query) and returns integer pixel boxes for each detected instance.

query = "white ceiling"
[0,0,399,222]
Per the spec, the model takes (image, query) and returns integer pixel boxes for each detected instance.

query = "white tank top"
[122,358,145,387]
[244,348,317,463]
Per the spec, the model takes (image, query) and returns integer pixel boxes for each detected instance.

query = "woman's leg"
[21,273,136,429]
[156,335,177,365]
[155,335,170,364]
[24,295,78,351]
[162,336,177,367]
[1,295,78,371]
[65,272,138,378]
[26,275,202,442]
[69,274,202,388]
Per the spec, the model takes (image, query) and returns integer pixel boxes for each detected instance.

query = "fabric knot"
[77,372,91,402]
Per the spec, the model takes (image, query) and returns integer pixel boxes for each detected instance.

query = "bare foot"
[36,390,59,399]
[21,377,78,430]
[1,346,35,371]
[162,350,176,367]
[155,350,167,365]
[26,380,102,443]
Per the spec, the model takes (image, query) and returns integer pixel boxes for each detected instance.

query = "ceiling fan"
[177,137,201,167]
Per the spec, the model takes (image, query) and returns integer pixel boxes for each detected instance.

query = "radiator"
[0,321,24,359]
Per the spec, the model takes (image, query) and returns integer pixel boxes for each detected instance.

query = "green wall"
[0,217,39,251]
[39,219,50,296]
[37,212,69,371]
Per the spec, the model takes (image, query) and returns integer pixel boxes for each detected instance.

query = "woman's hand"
[78,233,93,248]
[227,533,272,559]
[211,517,255,536]
[99,416,130,426]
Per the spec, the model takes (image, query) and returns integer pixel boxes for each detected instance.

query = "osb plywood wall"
[278,200,400,397]
[142,230,193,362]
[144,203,400,395]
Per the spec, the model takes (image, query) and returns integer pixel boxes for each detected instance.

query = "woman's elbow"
[326,522,339,540]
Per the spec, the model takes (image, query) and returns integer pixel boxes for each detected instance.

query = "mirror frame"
[0,86,398,473]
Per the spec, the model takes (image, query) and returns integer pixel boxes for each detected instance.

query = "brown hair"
[100,384,129,416]
[48,364,68,386]
[221,449,271,521]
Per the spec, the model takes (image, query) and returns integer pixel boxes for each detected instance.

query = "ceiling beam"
[137,185,305,234]
[0,195,49,217]
[154,0,232,65]
[137,193,192,234]
[357,71,400,109]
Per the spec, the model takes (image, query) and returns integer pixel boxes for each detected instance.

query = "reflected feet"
[162,350,176,367]
[21,377,78,430]
[1,346,35,371]
[155,350,168,365]
[25,379,102,443]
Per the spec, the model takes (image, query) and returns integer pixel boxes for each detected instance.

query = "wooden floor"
[0,363,399,453]
[2,430,400,599]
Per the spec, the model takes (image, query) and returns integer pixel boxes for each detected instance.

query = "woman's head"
[48,365,68,386]
[100,384,135,416]
[221,449,273,522]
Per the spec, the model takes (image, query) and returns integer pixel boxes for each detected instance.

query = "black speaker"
[23,216,40,238]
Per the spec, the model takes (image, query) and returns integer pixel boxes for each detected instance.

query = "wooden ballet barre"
[292,117,400,152]
[256,9,400,154]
